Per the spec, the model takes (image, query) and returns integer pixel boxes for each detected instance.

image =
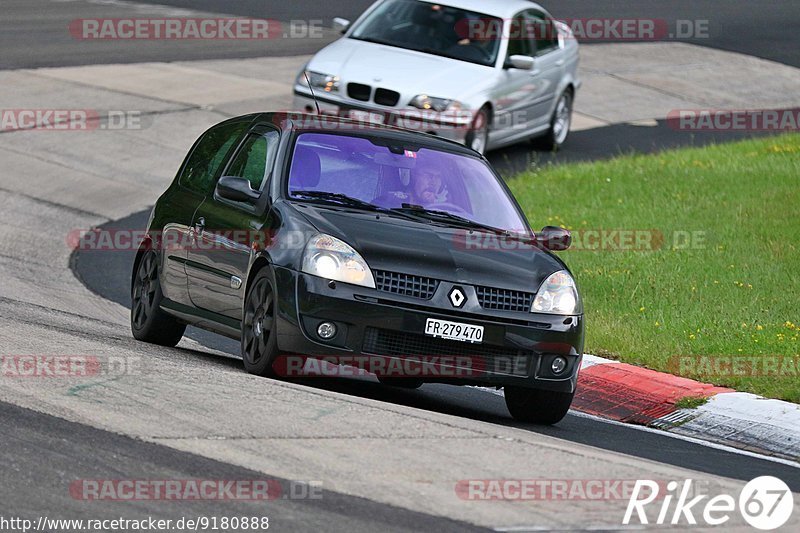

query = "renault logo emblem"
[448,287,466,308]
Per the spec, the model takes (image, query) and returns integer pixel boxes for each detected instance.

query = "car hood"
[293,203,566,294]
[307,38,496,104]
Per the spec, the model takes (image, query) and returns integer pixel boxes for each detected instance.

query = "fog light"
[317,322,337,340]
[551,356,568,375]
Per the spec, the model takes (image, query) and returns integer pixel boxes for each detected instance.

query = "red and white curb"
[574,354,732,424]
[481,354,800,462]
[575,354,800,461]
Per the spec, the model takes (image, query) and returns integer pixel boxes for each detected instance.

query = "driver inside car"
[410,167,448,205]
[376,167,449,207]
[448,15,499,62]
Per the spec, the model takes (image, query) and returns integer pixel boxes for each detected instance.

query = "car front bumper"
[292,90,474,146]
[274,267,584,392]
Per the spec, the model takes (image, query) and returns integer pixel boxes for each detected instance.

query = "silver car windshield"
[287,133,529,234]
[350,0,503,67]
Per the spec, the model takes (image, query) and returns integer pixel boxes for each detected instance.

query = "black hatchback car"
[131,112,584,424]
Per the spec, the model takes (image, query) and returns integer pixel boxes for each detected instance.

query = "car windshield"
[349,0,503,67]
[287,132,528,234]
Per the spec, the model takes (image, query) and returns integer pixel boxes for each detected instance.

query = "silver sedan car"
[293,0,580,154]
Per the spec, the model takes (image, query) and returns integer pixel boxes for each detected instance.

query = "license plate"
[348,109,385,125]
[424,318,484,344]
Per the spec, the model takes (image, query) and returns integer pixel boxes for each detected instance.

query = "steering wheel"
[466,41,493,62]
[447,41,492,63]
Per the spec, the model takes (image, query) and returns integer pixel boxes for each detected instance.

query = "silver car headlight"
[531,270,581,315]
[297,70,340,93]
[410,95,462,112]
[301,234,375,288]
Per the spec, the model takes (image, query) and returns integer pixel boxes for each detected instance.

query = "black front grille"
[374,88,401,107]
[347,83,371,101]
[476,286,535,312]
[374,270,439,300]
[363,327,530,360]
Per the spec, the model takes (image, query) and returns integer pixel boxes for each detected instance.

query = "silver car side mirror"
[508,55,535,70]
[332,17,351,34]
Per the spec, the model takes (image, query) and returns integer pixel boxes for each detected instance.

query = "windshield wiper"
[292,190,381,210]
[291,191,430,223]
[393,204,512,235]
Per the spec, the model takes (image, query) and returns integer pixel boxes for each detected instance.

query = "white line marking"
[51,0,237,17]
[569,409,800,469]
[494,525,648,532]
[581,353,619,369]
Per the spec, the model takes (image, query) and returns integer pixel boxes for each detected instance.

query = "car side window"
[506,13,533,59]
[180,121,248,194]
[223,130,280,192]
[527,11,560,56]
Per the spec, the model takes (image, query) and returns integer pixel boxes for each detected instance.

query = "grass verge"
[509,134,800,402]
[674,396,710,410]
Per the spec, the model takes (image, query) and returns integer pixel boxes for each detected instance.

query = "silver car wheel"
[552,93,572,145]
[468,109,489,155]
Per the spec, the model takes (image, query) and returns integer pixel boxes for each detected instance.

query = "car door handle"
[194,217,205,235]
[555,59,565,66]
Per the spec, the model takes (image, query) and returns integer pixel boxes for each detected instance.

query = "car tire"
[131,250,186,347]
[377,376,424,389]
[465,106,490,155]
[533,89,573,151]
[504,386,574,425]
[241,268,280,377]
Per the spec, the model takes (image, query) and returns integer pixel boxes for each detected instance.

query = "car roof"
[420,0,548,19]
[252,111,479,156]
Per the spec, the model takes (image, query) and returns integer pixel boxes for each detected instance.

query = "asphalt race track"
[0,401,484,532]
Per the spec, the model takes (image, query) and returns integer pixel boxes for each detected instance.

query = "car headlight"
[301,234,375,288]
[297,70,340,93]
[410,95,462,112]
[531,270,581,315]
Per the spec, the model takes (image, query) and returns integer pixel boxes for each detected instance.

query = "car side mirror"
[537,226,571,251]
[332,17,350,34]
[506,55,535,70]
[216,176,260,203]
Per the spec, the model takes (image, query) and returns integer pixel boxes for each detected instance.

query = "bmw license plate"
[424,318,484,344]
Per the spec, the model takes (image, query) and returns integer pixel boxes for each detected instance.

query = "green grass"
[509,134,800,402]
[674,396,709,410]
